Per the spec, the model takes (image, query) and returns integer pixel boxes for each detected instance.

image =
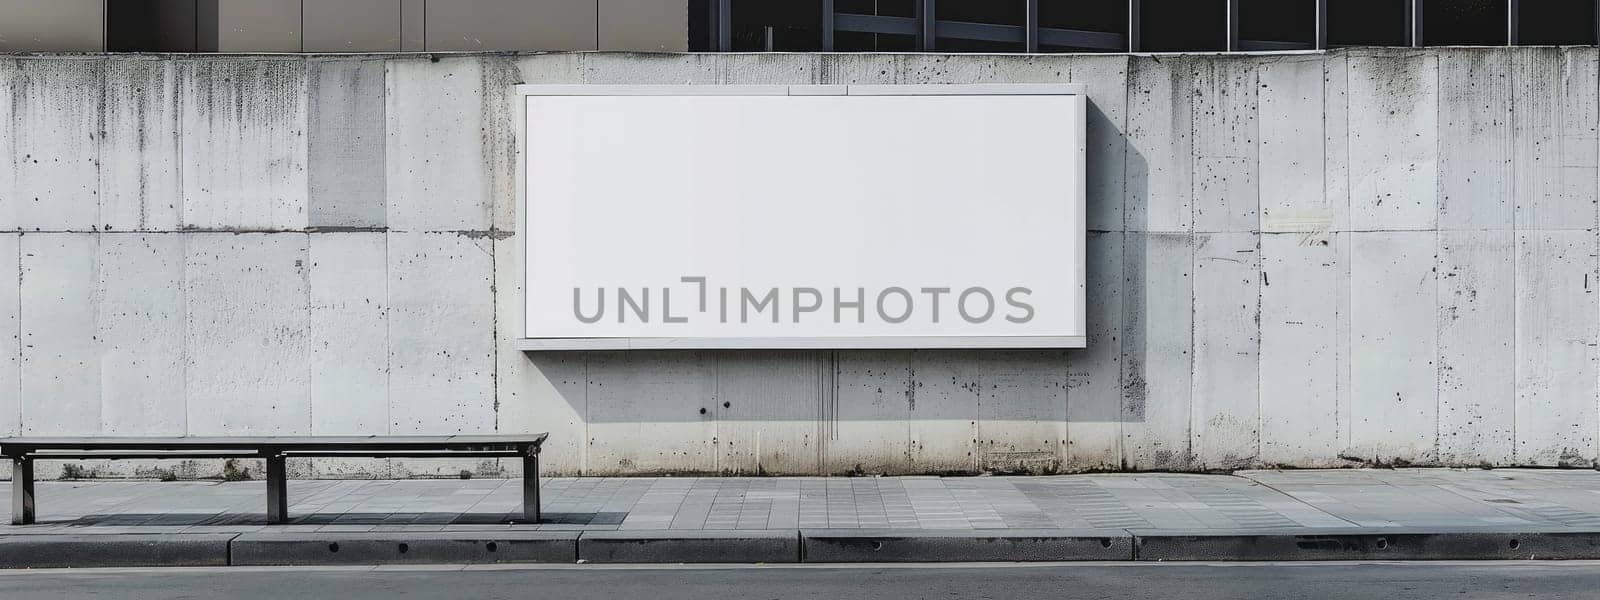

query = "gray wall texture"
[0,48,1596,480]
[0,1,690,53]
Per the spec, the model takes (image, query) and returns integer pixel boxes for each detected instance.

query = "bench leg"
[522,453,540,524]
[266,454,288,524]
[11,457,33,525]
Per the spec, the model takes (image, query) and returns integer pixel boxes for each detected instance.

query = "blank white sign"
[521,85,1085,349]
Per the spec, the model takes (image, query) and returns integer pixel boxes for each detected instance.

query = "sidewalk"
[4,469,1600,567]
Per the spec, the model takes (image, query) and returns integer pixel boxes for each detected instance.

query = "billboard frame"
[514,83,1087,351]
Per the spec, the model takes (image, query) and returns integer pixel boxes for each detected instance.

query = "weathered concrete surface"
[1,49,1598,477]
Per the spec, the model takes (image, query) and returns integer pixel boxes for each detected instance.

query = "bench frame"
[0,435,548,526]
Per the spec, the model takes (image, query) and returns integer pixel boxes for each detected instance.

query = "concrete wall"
[1,48,1596,479]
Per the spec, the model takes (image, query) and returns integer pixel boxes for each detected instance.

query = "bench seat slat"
[0,433,548,454]
[26,450,263,459]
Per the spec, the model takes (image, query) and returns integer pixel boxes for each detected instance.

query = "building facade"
[1,2,1598,478]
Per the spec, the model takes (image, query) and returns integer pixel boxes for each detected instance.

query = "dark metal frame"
[1,434,547,526]
[711,0,1600,54]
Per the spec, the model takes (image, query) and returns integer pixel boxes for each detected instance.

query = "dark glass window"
[1038,0,1126,52]
[107,0,198,52]
[1517,0,1596,45]
[1239,0,1315,49]
[834,0,917,51]
[935,0,1025,52]
[730,0,825,51]
[1327,0,1409,46]
[1421,0,1506,46]
[1139,0,1226,51]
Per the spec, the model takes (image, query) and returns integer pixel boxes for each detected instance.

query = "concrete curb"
[578,530,799,563]
[7,527,1600,567]
[1132,528,1600,561]
[0,534,235,568]
[801,529,1133,562]
[230,531,579,565]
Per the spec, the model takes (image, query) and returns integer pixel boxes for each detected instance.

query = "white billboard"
[517,84,1085,350]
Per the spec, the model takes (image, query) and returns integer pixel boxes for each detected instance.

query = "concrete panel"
[718,54,820,85]
[178,58,309,231]
[494,231,584,474]
[101,57,181,232]
[20,234,100,436]
[0,58,12,232]
[1190,59,1258,233]
[1125,56,1193,233]
[818,54,902,85]
[426,0,598,51]
[1435,230,1515,464]
[98,234,186,436]
[385,57,492,231]
[8,58,101,231]
[584,352,718,474]
[1348,231,1438,463]
[185,233,311,435]
[1323,52,1351,233]
[973,351,1069,474]
[1068,55,1130,232]
[1259,56,1330,239]
[1190,232,1260,470]
[1436,49,1512,231]
[214,0,303,52]
[1334,230,1354,454]
[899,55,1004,84]
[481,55,523,235]
[599,0,688,52]
[1259,233,1340,466]
[516,54,586,85]
[0,0,104,51]
[386,233,495,440]
[713,352,824,475]
[1513,47,1600,231]
[580,53,722,84]
[309,233,388,436]
[1515,231,1599,466]
[1348,50,1438,231]
[825,352,913,475]
[498,350,587,476]
[1121,233,1193,470]
[304,0,403,52]
[0,234,18,436]
[1065,231,1123,470]
[309,59,387,229]
[905,352,981,473]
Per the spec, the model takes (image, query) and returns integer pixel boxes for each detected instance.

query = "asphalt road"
[0,561,1592,599]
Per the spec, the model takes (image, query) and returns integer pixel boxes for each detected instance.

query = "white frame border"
[514,83,1088,351]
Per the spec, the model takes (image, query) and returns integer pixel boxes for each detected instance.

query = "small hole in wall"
[487,542,498,552]
[328,543,339,553]
[398,543,410,554]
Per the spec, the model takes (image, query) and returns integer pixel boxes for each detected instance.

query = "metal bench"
[0,434,548,526]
